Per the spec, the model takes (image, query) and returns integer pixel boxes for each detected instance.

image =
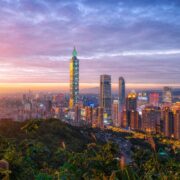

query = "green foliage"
[132,145,180,179]
[0,119,179,179]
[35,173,53,180]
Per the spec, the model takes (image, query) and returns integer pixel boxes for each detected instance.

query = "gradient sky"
[0,0,180,89]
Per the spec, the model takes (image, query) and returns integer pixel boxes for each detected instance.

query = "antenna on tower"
[72,46,77,57]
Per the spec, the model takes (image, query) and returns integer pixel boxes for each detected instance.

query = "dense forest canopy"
[0,119,179,179]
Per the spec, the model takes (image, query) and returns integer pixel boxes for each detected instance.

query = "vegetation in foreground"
[0,119,179,179]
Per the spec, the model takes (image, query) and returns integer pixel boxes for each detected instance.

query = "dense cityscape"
[0,0,180,179]
[0,48,179,141]
[0,48,179,179]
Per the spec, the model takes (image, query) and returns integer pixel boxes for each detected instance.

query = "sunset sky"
[0,0,180,92]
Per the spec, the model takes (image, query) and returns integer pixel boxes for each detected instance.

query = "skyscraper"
[142,106,161,133]
[126,91,137,111]
[162,107,174,137]
[119,77,125,106]
[163,86,172,104]
[112,100,120,127]
[100,75,111,117]
[172,102,180,140]
[69,47,79,109]
[85,106,93,126]
[97,107,104,128]
[130,110,139,130]
[126,91,138,128]
[174,110,180,140]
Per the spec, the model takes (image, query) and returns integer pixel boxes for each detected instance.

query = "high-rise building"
[172,102,180,140]
[126,91,137,111]
[112,100,120,127]
[97,107,104,128]
[121,110,128,128]
[126,91,138,129]
[162,107,174,137]
[163,87,172,104]
[85,106,93,126]
[130,110,139,130]
[100,75,111,117]
[149,92,159,106]
[119,77,125,106]
[69,47,79,109]
[137,92,148,107]
[174,110,180,140]
[142,106,161,133]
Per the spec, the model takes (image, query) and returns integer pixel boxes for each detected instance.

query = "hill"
[0,119,179,179]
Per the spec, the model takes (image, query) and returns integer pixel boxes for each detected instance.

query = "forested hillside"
[0,119,179,179]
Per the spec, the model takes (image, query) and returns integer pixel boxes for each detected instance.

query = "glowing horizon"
[0,83,179,94]
[0,1,179,88]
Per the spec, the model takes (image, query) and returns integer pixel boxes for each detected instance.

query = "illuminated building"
[100,75,111,117]
[130,110,139,130]
[163,87,172,104]
[112,100,120,127]
[172,102,180,139]
[149,92,159,106]
[97,107,104,128]
[119,77,125,106]
[137,92,148,107]
[126,91,138,128]
[85,106,93,126]
[121,110,128,128]
[162,107,174,137]
[174,110,180,140]
[126,91,137,111]
[92,108,99,127]
[142,106,161,133]
[69,47,79,109]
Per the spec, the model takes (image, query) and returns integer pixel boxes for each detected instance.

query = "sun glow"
[0,83,179,94]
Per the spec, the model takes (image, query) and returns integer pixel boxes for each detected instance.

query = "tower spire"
[72,46,77,57]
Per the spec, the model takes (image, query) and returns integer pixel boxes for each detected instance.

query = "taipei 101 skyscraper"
[69,47,79,109]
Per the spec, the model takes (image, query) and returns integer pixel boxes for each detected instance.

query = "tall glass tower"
[100,75,111,117]
[119,77,125,106]
[69,47,79,109]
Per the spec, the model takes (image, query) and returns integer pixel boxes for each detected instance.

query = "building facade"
[172,102,180,140]
[126,91,137,111]
[69,48,79,109]
[112,100,120,127]
[162,107,174,137]
[149,92,159,106]
[142,106,161,133]
[100,75,112,117]
[119,77,125,106]
[85,106,93,126]
[174,110,180,140]
[163,86,172,104]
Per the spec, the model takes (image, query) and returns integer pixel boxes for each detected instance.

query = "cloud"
[0,0,179,85]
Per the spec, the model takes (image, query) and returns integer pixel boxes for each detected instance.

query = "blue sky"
[0,0,180,87]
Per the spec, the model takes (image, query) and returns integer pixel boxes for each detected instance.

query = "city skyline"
[0,1,180,178]
[0,0,180,93]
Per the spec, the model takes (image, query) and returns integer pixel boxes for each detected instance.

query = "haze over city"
[0,1,180,179]
[0,0,180,93]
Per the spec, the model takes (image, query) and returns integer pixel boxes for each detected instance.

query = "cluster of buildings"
[0,48,179,140]
[69,48,180,140]
[19,92,66,120]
